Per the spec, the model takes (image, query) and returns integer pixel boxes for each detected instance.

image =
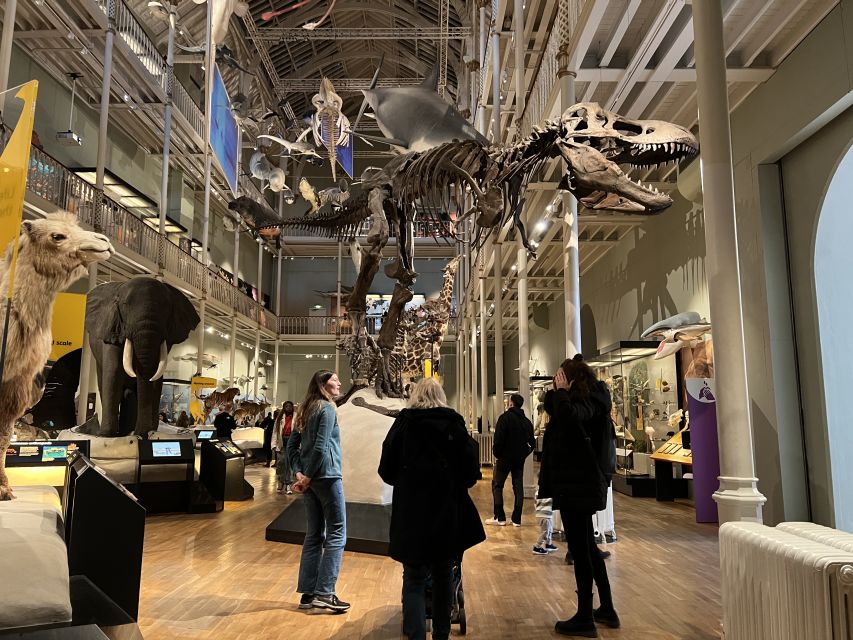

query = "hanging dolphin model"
[642,311,712,359]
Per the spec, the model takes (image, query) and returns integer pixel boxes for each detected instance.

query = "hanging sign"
[49,293,86,361]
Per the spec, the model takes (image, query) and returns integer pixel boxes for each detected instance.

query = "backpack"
[578,412,617,482]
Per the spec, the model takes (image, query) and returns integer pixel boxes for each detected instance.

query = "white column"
[493,241,504,427]
[228,225,240,388]
[335,240,342,372]
[195,0,215,375]
[470,311,479,431]
[490,15,501,142]
[158,3,177,271]
[479,272,488,430]
[77,4,115,424]
[513,0,525,134]
[518,240,534,497]
[478,3,488,132]
[693,0,766,524]
[253,240,263,399]
[273,248,282,406]
[560,68,581,357]
[0,0,18,113]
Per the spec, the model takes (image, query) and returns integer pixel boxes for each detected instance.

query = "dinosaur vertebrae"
[261,191,373,239]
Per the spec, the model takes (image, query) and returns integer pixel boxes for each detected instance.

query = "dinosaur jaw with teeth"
[557,141,672,213]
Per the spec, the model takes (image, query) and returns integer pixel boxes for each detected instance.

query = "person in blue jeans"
[287,370,350,613]
[379,378,485,640]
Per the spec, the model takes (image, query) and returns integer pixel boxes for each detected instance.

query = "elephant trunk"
[131,330,169,382]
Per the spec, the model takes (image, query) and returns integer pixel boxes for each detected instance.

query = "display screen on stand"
[196,430,215,441]
[151,442,182,458]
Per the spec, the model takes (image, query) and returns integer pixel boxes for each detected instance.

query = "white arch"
[814,145,853,532]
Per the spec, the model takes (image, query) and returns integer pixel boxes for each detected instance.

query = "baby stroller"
[402,557,467,635]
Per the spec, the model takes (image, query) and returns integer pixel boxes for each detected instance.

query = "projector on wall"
[55,130,82,146]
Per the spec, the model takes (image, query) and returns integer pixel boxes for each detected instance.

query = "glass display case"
[587,341,683,496]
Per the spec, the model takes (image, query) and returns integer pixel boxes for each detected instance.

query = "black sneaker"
[545,543,559,552]
[593,606,621,629]
[311,594,351,612]
[532,546,548,555]
[605,533,618,544]
[298,593,314,609]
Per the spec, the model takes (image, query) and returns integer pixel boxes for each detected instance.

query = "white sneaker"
[485,518,506,526]
[511,521,522,527]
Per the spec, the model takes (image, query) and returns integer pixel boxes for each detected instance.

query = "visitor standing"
[213,409,236,441]
[539,355,620,636]
[378,378,485,640]
[287,370,350,613]
[273,401,295,493]
[486,393,535,527]
[176,411,190,429]
[261,411,275,467]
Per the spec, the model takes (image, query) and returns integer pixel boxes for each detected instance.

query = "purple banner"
[686,378,720,523]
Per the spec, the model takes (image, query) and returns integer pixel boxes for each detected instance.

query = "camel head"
[16,213,114,286]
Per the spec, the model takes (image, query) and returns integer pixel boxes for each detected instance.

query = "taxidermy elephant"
[86,277,200,436]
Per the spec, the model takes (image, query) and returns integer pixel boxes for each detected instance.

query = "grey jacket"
[287,402,342,480]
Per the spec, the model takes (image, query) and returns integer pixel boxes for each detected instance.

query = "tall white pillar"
[493,241,504,426]
[228,225,240,389]
[335,240,342,372]
[196,0,215,375]
[77,4,115,424]
[253,240,263,399]
[490,15,501,142]
[470,311,479,431]
[518,240,534,496]
[158,2,177,272]
[693,0,766,524]
[513,0,525,135]
[0,0,18,113]
[560,66,581,356]
[272,248,282,406]
[478,2,488,132]
[479,272,488,430]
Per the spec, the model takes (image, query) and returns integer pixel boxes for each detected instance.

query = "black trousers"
[402,560,453,640]
[492,460,524,523]
[262,428,273,463]
[562,509,613,613]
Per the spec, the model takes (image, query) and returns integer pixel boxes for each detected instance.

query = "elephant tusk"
[123,339,137,379]
[150,341,168,382]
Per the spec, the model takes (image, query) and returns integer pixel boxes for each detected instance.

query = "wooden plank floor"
[131,466,722,639]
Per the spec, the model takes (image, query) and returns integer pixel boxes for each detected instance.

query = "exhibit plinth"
[611,472,656,498]
[265,500,392,556]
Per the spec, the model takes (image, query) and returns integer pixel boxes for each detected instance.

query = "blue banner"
[210,65,238,194]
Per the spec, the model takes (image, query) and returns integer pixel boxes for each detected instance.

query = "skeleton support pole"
[196,0,214,377]
[493,241,504,423]
[77,3,115,424]
[693,0,766,523]
[558,50,581,357]
[335,239,342,373]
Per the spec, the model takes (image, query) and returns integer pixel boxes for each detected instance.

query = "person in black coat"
[539,354,620,637]
[378,378,485,640]
[213,409,237,441]
[487,393,535,526]
[261,411,275,466]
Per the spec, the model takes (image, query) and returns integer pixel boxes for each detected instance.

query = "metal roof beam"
[274,77,424,92]
[255,26,472,41]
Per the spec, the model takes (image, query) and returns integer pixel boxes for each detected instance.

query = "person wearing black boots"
[539,355,620,638]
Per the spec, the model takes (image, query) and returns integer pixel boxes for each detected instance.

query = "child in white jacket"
[532,492,559,555]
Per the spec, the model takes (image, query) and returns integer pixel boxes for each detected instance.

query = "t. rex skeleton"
[264,103,698,397]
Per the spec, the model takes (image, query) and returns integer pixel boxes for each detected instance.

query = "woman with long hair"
[378,378,485,640]
[539,354,620,637]
[286,370,349,613]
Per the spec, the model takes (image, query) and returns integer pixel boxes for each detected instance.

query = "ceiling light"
[206,326,213,333]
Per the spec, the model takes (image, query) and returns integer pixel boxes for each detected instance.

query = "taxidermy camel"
[0,213,114,499]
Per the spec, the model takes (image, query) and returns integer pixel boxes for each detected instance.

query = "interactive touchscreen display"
[197,430,214,440]
[151,441,182,458]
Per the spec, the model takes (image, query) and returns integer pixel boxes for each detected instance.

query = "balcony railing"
[278,314,458,337]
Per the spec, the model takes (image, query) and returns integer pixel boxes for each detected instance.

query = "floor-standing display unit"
[199,439,253,501]
[64,453,146,624]
[588,342,682,498]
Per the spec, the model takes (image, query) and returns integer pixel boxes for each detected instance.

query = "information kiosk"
[200,439,254,501]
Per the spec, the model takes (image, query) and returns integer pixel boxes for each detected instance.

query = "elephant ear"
[164,283,201,346]
[85,282,126,345]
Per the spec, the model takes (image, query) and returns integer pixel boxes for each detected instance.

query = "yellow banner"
[0,81,38,273]
[190,375,217,424]
[50,293,87,361]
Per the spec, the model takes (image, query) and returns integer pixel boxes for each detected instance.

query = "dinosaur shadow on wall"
[597,202,707,339]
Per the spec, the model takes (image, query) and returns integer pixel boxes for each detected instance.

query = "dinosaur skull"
[558,102,698,213]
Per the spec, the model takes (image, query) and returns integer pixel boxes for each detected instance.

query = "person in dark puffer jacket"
[539,354,620,638]
[379,378,485,640]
